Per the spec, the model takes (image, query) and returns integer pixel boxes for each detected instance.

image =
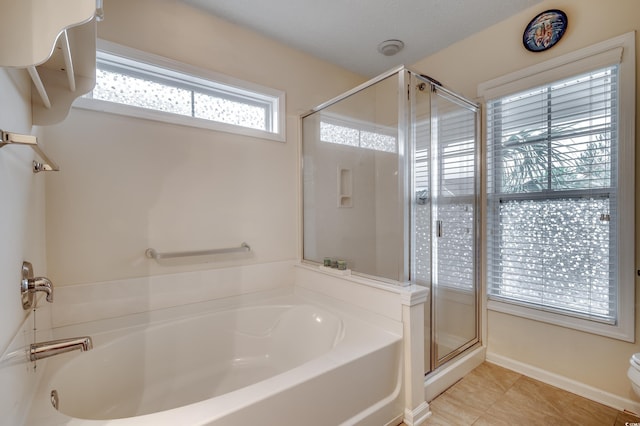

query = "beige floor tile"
[473,411,563,426]
[615,410,640,425]
[491,376,577,417]
[425,392,485,425]
[563,392,618,425]
[463,362,522,393]
[471,413,515,426]
[427,362,634,426]
[442,363,522,412]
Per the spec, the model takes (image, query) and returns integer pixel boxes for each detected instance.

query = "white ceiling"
[183,0,543,77]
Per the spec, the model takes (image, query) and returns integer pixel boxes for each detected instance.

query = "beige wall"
[0,68,47,348]
[413,0,640,402]
[0,68,48,421]
[43,0,365,285]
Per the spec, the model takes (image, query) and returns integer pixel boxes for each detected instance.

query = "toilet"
[628,353,640,396]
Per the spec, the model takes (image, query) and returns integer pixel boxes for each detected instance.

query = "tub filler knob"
[21,261,54,310]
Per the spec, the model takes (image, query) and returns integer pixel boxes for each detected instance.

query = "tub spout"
[30,337,93,361]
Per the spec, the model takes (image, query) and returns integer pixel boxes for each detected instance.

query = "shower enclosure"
[301,66,480,374]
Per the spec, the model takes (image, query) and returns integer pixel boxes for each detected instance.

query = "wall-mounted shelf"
[0,0,102,125]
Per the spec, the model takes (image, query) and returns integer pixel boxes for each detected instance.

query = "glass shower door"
[432,88,479,366]
[412,74,480,372]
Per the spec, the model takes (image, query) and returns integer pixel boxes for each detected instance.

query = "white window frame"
[478,32,635,341]
[74,39,286,142]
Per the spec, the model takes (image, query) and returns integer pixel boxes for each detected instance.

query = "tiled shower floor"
[424,362,640,425]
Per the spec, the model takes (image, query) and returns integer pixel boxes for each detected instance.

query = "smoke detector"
[377,39,405,56]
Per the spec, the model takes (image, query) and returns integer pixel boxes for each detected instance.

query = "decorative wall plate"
[523,9,568,52]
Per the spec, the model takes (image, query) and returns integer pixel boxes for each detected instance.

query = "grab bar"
[0,131,59,172]
[145,242,251,261]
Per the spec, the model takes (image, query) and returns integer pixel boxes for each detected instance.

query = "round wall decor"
[523,9,568,52]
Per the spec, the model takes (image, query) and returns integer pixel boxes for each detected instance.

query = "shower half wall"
[301,66,480,376]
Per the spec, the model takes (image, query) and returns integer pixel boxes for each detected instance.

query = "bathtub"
[26,289,404,425]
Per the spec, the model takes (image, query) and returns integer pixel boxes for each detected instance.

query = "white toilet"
[628,353,640,396]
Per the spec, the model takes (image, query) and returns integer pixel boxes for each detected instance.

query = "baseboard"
[403,401,431,426]
[486,351,640,415]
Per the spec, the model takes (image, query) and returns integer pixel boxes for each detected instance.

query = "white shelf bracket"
[27,66,51,109]
[60,30,76,92]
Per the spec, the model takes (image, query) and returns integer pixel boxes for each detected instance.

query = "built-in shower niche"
[302,71,403,282]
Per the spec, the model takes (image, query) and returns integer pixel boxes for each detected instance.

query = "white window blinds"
[486,65,619,323]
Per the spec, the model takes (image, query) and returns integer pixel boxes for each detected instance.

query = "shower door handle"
[436,220,443,238]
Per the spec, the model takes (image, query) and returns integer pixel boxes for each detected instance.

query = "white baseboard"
[403,401,431,426]
[486,351,640,416]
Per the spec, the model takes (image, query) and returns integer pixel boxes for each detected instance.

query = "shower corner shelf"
[0,0,101,126]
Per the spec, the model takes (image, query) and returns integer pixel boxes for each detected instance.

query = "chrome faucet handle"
[21,261,54,310]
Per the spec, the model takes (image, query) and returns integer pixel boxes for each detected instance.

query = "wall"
[413,0,640,406]
[42,0,364,286]
[0,68,47,423]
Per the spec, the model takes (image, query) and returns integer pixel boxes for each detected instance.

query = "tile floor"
[424,362,640,425]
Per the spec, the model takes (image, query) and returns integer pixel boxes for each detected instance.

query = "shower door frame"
[410,72,482,372]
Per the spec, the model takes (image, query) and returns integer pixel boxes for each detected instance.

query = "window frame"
[478,32,635,341]
[74,39,286,142]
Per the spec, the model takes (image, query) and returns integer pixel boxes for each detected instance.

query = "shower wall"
[302,73,403,281]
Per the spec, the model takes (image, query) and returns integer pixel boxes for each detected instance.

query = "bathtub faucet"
[29,337,93,361]
[27,276,54,303]
[21,261,54,309]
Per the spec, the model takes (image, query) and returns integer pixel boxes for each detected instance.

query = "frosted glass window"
[93,68,193,116]
[78,45,284,141]
[194,93,266,130]
[320,121,359,147]
[320,120,397,153]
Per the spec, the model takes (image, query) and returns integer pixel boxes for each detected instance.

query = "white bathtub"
[26,289,403,425]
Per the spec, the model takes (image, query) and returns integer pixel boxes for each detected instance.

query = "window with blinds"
[486,65,619,323]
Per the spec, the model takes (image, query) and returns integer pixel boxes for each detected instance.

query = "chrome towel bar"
[0,130,59,172]
[145,242,251,261]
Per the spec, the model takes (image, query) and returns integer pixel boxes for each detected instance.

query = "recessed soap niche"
[337,166,353,208]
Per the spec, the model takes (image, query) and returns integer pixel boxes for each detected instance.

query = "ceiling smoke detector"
[377,39,405,56]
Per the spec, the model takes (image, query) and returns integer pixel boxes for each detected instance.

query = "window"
[74,40,285,141]
[319,113,397,153]
[479,33,635,341]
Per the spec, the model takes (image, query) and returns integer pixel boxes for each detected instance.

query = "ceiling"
[183,0,543,77]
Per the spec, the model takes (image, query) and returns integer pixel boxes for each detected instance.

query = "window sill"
[487,298,634,342]
[73,97,286,142]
